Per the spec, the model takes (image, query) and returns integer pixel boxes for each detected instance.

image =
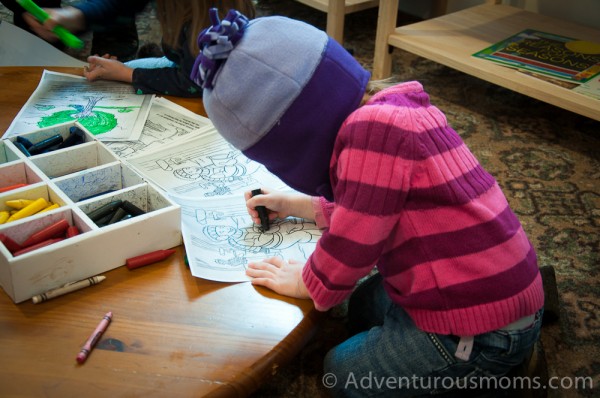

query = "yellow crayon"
[0,211,9,224]
[5,199,34,209]
[39,203,60,213]
[6,197,49,223]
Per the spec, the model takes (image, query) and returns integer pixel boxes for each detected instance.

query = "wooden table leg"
[372,0,398,79]
[327,0,346,43]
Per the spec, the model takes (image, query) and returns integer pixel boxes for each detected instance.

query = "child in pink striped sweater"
[192,9,544,397]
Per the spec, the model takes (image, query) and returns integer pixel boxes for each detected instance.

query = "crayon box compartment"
[0,124,182,303]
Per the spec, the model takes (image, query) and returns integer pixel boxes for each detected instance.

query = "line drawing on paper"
[104,97,212,159]
[176,195,322,282]
[128,129,285,197]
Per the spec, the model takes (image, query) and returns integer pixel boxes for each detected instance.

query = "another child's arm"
[84,55,133,83]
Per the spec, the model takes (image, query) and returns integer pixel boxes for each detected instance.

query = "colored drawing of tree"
[37,96,136,135]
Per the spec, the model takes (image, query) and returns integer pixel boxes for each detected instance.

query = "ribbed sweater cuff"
[302,262,349,311]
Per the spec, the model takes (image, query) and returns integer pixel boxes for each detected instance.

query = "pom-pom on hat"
[192,9,370,200]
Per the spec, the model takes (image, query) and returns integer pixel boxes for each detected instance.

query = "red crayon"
[126,249,176,270]
[0,183,28,193]
[21,219,70,248]
[66,225,80,238]
[0,233,23,254]
[12,238,63,256]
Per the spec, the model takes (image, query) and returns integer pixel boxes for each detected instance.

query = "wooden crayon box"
[0,121,181,303]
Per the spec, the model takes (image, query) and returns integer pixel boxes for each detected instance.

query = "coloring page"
[104,97,213,159]
[126,127,286,197]
[173,194,322,282]
[5,70,152,141]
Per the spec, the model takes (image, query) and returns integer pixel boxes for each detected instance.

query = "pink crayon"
[76,311,112,364]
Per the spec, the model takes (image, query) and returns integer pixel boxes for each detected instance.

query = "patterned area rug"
[1,1,598,397]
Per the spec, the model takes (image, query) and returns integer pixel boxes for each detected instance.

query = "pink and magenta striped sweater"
[302,81,544,336]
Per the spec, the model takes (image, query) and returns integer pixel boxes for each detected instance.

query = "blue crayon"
[28,134,63,155]
[16,135,33,149]
[14,141,31,157]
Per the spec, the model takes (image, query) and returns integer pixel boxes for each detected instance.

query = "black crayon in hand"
[251,189,270,232]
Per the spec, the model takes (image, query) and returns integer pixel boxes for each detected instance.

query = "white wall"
[399,0,600,30]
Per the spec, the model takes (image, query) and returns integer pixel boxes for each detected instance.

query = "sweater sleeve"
[302,105,414,310]
[311,196,334,229]
[130,28,203,97]
[132,66,202,97]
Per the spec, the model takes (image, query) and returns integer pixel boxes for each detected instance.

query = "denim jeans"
[323,273,543,397]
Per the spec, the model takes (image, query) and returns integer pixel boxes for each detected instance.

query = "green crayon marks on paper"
[38,109,117,135]
[35,96,140,135]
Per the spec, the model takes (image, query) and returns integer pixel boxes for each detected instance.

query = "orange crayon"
[0,183,27,193]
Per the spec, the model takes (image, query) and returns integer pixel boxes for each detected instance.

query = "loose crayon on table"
[0,211,9,224]
[121,200,146,216]
[5,199,34,209]
[28,134,63,155]
[251,189,270,232]
[12,237,63,256]
[76,311,112,364]
[21,219,70,248]
[0,183,28,193]
[126,249,176,270]
[13,141,31,157]
[6,197,48,222]
[0,233,22,253]
[16,0,84,49]
[86,200,123,222]
[32,275,105,304]
[66,225,80,238]
[16,135,33,148]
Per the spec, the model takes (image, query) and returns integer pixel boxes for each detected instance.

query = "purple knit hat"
[191,9,370,200]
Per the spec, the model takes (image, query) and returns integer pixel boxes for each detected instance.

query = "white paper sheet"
[173,194,322,282]
[103,97,213,159]
[4,70,152,141]
[126,126,287,197]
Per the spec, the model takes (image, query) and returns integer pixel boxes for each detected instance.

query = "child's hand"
[84,55,133,83]
[246,257,310,300]
[22,6,85,43]
[244,188,315,225]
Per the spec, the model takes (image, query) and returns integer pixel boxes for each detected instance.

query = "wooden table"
[0,67,321,397]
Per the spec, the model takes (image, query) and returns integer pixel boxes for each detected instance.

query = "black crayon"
[58,127,86,149]
[251,188,270,232]
[121,200,146,216]
[86,200,123,222]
